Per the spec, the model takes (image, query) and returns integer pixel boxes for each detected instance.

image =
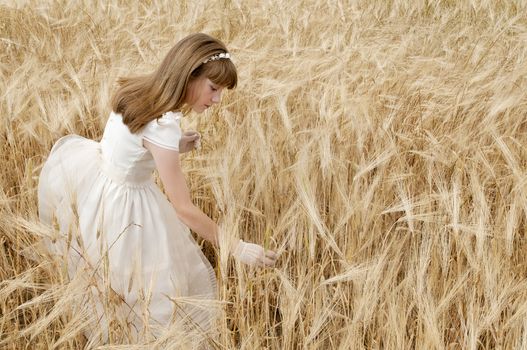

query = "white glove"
[232,239,278,267]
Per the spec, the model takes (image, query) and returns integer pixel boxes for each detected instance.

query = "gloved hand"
[232,239,278,267]
[178,131,201,153]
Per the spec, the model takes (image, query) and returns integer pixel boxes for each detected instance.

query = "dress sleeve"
[142,111,182,151]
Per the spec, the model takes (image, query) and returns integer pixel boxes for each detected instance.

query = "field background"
[2,0,527,349]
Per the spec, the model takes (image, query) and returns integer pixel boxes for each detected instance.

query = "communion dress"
[37,111,217,342]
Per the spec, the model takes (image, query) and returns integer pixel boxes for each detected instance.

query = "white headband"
[203,52,231,64]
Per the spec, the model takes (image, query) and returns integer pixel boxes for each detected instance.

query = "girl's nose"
[212,91,222,104]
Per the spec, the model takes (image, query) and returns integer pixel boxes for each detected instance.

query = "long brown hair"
[111,33,237,133]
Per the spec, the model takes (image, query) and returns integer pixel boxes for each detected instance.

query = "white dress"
[38,111,217,342]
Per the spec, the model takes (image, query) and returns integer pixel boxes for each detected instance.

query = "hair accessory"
[203,52,231,64]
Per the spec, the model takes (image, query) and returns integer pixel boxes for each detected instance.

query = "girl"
[38,33,277,345]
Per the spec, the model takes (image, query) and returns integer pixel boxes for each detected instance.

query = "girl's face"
[185,76,224,113]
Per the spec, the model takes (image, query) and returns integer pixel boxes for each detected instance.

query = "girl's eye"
[210,86,218,92]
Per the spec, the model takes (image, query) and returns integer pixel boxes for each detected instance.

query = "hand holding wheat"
[178,131,201,153]
[232,239,278,267]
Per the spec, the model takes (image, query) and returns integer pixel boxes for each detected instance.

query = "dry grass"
[2,0,527,348]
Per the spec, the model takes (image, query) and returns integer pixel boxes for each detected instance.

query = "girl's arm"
[144,139,278,267]
[144,139,219,246]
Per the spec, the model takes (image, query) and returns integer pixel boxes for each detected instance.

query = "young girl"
[38,33,277,344]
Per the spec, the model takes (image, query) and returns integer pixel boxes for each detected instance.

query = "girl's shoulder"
[142,111,183,151]
[157,111,182,123]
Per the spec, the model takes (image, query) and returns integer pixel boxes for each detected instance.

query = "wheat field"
[2,0,527,349]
